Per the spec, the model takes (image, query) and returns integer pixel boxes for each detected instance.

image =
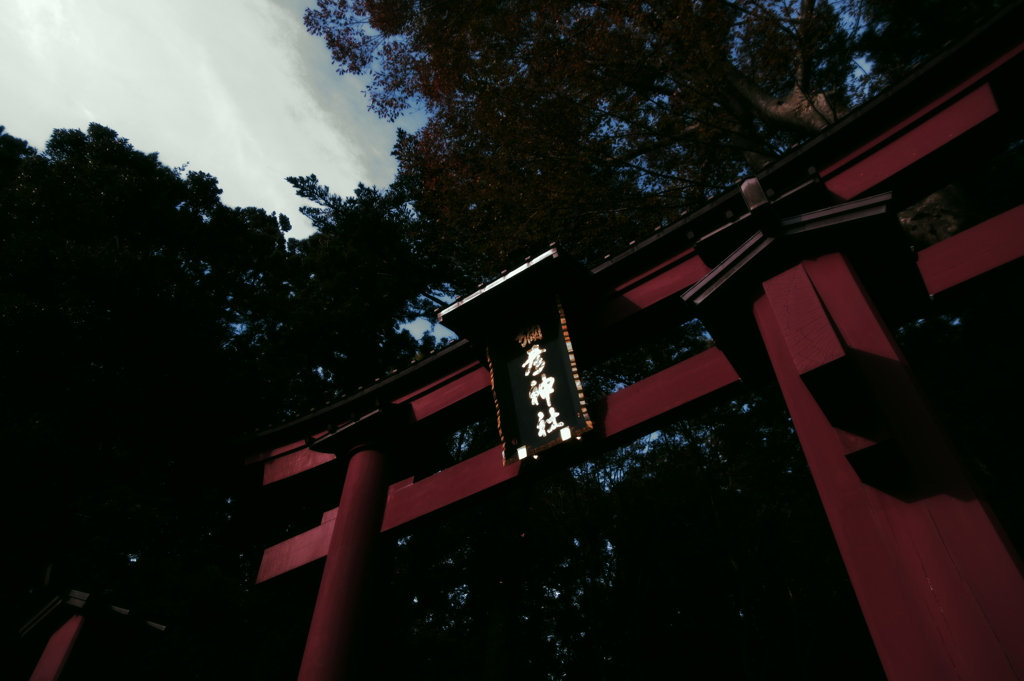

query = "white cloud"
[0,0,424,239]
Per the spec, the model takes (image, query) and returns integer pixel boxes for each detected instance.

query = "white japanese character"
[528,374,556,407]
[545,406,564,434]
[536,411,548,437]
[521,344,546,377]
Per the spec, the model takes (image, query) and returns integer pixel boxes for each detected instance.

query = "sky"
[1,0,425,240]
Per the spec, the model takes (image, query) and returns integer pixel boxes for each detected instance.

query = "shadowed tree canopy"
[304,0,1008,275]
[0,123,295,445]
[0,123,448,679]
[1,122,298,678]
[276,173,459,402]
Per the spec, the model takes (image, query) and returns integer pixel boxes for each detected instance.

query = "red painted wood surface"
[594,346,738,440]
[819,40,1023,198]
[824,84,999,201]
[381,445,515,532]
[399,365,491,421]
[297,446,389,681]
[257,366,490,485]
[256,519,336,584]
[30,614,84,681]
[601,248,712,326]
[246,434,328,465]
[917,203,1024,295]
[762,265,846,375]
[255,367,489,486]
[256,254,715,486]
[259,348,740,579]
[755,253,1024,681]
[263,448,337,485]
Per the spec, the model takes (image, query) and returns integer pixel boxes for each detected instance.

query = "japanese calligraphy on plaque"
[488,301,593,465]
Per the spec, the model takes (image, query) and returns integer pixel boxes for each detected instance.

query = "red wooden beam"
[256,517,336,585]
[599,247,711,326]
[819,40,1024,199]
[398,365,491,422]
[257,347,740,580]
[255,365,491,484]
[823,83,1000,201]
[380,445,516,533]
[254,253,712,485]
[262,448,337,485]
[594,345,738,441]
[246,437,312,465]
[917,203,1024,295]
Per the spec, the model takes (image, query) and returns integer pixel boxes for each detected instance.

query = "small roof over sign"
[438,246,591,339]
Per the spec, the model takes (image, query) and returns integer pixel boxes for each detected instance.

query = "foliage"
[855,0,1014,91]
[0,123,441,679]
[0,123,294,438]
[0,122,290,677]
[273,174,458,403]
[304,0,1005,276]
[305,0,861,271]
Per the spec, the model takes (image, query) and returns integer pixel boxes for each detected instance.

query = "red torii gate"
[246,8,1024,680]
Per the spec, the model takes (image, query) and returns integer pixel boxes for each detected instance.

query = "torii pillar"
[752,252,1024,680]
[296,443,389,681]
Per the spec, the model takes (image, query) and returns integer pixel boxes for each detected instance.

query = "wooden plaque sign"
[436,248,594,466]
[487,300,593,465]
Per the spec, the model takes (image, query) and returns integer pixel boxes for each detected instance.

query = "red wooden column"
[30,614,84,681]
[752,253,1024,681]
[297,444,388,681]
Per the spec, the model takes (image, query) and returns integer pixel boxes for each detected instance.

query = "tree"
[0,125,37,188]
[0,123,306,676]
[0,123,446,679]
[262,173,458,408]
[0,123,295,442]
[304,0,1005,275]
[855,0,1013,91]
